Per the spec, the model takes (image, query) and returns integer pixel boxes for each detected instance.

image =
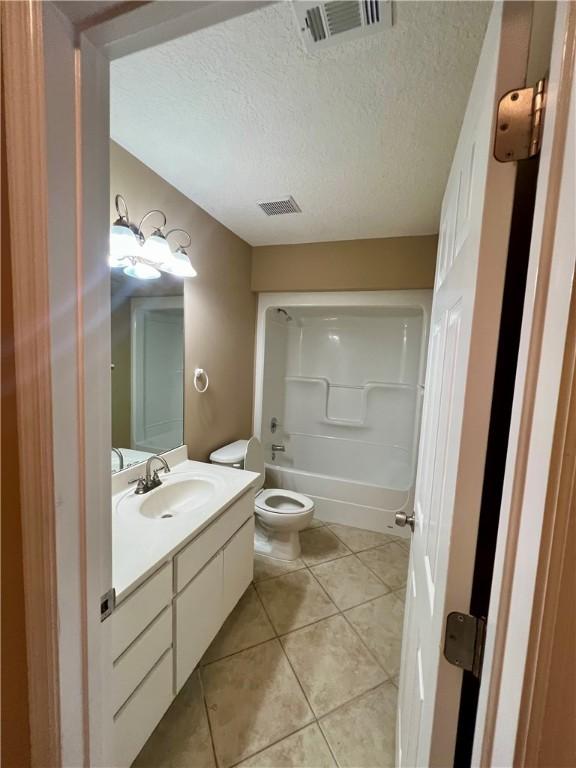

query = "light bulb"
[123,262,161,280]
[163,248,197,278]
[141,231,171,266]
[109,222,139,267]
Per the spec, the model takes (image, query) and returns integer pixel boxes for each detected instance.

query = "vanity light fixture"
[108,194,197,280]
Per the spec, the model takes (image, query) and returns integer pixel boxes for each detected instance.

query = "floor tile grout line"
[303,566,392,624]
[316,721,342,768]
[201,634,281,669]
[326,524,408,555]
[310,551,391,595]
[198,667,220,768]
[251,583,324,739]
[310,554,401,676]
[317,677,395,723]
[252,582,280,639]
[199,578,406,670]
[212,668,397,768]
[144,525,406,768]
[355,552,407,591]
[272,566,395,719]
[254,572,360,734]
[253,563,307,584]
[339,608,392,677]
[254,572,339,636]
[228,722,318,768]
[204,531,407,763]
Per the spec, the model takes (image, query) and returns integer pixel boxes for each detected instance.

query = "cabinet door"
[222,517,255,618]
[113,650,173,768]
[175,551,223,692]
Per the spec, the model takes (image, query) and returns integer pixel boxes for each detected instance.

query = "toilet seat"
[255,488,314,515]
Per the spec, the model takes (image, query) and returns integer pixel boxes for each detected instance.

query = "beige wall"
[251,235,438,292]
[111,142,257,460]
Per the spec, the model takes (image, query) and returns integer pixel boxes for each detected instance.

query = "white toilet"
[209,437,315,561]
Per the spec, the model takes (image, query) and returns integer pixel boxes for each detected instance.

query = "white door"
[397,3,536,766]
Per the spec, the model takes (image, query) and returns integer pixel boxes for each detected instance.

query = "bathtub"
[266,440,415,535]
[254,291,432,535]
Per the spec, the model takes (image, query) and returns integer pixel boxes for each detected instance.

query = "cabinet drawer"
[175,491,253,592]
[112,606,172,715]
[113,650,173,768]
[223,516,255,617]
[112,563,172,659]
[175,550,223,692]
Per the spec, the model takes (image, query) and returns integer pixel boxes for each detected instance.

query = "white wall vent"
[293,1,393,52]
[258,196,302,216]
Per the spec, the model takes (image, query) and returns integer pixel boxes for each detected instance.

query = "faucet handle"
[129,476,147,494]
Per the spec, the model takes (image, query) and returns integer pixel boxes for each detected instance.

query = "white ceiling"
[111,2,491,246]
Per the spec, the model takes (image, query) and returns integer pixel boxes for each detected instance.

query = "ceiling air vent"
[294,0,392,52]
[258,196,302,216]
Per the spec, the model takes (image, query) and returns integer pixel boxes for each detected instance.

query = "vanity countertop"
[112,448,259,600]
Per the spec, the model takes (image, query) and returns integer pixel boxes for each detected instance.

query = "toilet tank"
[209,440,248,468]
[210,438,265,492]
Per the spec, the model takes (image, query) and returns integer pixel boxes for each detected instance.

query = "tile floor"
[134,520,410,768]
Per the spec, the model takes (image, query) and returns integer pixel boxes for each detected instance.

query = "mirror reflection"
[111,270,184,473]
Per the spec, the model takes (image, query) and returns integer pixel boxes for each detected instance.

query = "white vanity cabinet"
[175,550,223,691]
[174,514,255,691]
[222,516,255,616]
[111,489,254,767]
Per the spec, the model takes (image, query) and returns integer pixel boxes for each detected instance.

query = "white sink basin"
[140,478,217,519]
[117,474,222,521]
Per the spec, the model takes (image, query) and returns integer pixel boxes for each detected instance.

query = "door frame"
[2,4,61,766]
[473,3,576,765]
[26,0,576,764]
[40,2,274,764]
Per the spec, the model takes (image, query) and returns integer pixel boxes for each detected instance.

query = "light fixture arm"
[137,209,167,240]
[165,228,192,250]
[114,193,130,222]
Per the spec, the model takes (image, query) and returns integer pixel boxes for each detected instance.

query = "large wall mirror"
[111,270,184,473]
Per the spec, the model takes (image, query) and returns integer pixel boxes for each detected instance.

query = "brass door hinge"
[494,78,546,162]
[443,612,487,679]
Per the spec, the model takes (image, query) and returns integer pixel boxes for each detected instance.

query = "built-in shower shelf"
[285,376,422,427]
[285,376,421,390]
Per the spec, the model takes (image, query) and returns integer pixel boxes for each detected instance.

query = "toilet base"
[254,518,302,561]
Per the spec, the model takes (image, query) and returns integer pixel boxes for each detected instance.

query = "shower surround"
[254,292,432,533]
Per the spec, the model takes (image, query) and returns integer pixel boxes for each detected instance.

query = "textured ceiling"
[111,2,491,246]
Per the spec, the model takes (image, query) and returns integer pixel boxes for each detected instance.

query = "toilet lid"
[244,436,265,490]
[255,488,314,514]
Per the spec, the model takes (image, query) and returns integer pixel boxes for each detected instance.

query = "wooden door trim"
[1,1,62,765]
[476,4,576,764]
[515,29,576,764]
[517,246,576,766]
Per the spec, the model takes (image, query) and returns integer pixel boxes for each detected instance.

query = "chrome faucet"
[131,454,171,495]
[271,444,286,453]
[112,446,124,471]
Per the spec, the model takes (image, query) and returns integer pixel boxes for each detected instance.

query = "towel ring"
[194,368,209,393]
